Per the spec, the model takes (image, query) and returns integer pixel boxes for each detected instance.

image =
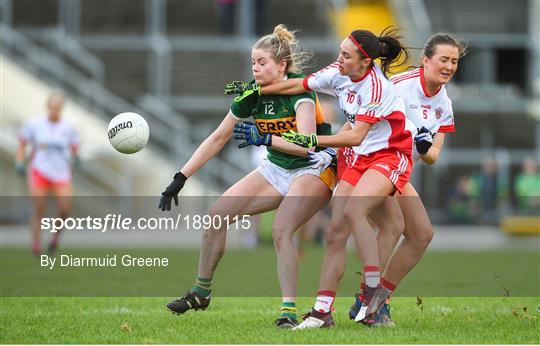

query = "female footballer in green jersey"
[159,24,336,328]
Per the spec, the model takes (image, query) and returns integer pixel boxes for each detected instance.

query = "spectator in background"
[470,159,507,224]
[514,157,540,214]
[447,174,477,224]
[16,91,80,256]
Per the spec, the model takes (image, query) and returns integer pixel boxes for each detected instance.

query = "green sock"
[280,301,297,319]
[190,276,212,297]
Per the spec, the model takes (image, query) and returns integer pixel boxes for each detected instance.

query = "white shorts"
[257,158,323,196]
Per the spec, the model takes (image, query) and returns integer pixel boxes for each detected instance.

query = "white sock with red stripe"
[364,265,380,288]
[313,290,335,313]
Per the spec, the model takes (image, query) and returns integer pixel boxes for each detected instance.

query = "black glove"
[158,172,187,211]
[414,126,433,155]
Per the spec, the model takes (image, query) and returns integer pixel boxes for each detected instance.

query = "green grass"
[1,247,539,343]
[1,297,538,344]
[1,247,539,297]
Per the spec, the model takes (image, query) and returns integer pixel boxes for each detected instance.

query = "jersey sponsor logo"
[255,116,296,135]
[108,121,133,139]
[421,104,431,110]
[409,104,418,109]
[435,107,443,119]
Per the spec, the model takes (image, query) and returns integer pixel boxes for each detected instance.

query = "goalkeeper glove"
[281,130,318,148]
[224,81,260,95]
[158,172,187,211]
[233,121,272,148]
[414,126,434,155]
[225,81,261,103]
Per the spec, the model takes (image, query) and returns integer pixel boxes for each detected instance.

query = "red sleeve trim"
[355,114,381,124]
[438,124,455,133]
[303,76,312,91]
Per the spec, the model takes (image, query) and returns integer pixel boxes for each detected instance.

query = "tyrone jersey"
[303,62,414,156]
[19,116,80,182]
[391,68,455,135]
[230,73,329,170]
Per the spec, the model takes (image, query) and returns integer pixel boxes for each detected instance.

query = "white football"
[108,112,149,154]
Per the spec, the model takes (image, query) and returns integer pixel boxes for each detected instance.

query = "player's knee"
[379,216,405,239]
[324,224,348,250]
[410,224,433,249]
[342,206,363,229]
[271,224,293,249]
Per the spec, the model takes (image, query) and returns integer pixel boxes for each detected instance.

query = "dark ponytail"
[349,26,409,77]
[377,27,408,76]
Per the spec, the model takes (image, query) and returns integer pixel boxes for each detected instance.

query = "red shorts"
[337,148,412,194]
[29,168,70,189]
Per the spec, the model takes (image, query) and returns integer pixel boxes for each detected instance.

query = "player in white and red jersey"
[226,27,413,328]
[348,34,468,326]
[16,91,80,256]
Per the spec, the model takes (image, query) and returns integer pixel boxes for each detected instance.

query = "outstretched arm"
[159,112,237,211]
[260,78,307,96]
[268,101,315,156]
[180,113,237,177]
[283,120,372,149]
[317,121,372,147]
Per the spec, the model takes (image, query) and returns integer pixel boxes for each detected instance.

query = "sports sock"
[314,290,335,313]
[381,277,397,294]
[190,276,212,297]
[280,298,297,319]
[364,265,380,288]
[358,281,367,302]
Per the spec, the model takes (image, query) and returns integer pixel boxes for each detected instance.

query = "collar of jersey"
[420,68,442,98]
[349,64,374,83]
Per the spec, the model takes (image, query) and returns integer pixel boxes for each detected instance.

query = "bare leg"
[51,184,72,251]
[382,183,433,286]
[272,174,331,298]
[29,187,48,255]
[317,181,355,292]
[368,196,404,271]
[344,170,396,269]
[197,170,283,278]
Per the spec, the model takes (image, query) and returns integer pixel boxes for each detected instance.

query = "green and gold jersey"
[230,73,331,170]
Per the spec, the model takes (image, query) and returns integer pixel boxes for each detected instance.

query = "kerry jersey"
[230,73,329,170]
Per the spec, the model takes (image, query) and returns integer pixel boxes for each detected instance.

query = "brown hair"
[422,33,468,61]
[349,26,409,76]
[253,24,313,74]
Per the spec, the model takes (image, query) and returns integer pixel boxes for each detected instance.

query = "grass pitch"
[1,296,538,344]
[1,247,539,343]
